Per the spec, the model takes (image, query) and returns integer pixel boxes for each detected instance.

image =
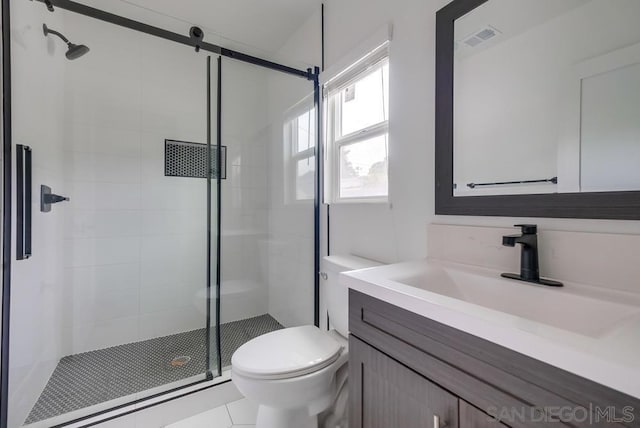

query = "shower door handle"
[16,144,32,260]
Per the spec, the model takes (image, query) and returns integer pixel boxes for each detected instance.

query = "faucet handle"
[514,224,537,234]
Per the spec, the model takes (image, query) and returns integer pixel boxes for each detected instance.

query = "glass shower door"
[214,56,316,369]
[5,4,220,427]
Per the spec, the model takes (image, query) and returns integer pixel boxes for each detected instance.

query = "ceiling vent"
[460,25,501,48]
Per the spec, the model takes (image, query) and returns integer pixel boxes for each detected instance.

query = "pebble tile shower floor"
[25,314,283,425]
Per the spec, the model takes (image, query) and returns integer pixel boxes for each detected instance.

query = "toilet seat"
[232,325,344,380]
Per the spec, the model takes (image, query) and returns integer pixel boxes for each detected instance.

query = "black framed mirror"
[435,0,640,220]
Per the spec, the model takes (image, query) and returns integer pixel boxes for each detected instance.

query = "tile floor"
[26,315,281,424]
[166,397,258,428]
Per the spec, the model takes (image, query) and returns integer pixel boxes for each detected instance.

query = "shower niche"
[164,139,227,179]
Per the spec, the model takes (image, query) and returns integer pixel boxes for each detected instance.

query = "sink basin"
[341,259,640,399]
[359,261,640,338]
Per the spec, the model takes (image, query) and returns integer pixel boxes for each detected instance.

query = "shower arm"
[43,24,70,44]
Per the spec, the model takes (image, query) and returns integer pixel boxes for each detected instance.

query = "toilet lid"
[231,325,344,380]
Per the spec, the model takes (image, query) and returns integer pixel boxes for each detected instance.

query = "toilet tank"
[323,255,383,337]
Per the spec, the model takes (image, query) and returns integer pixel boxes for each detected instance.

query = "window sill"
[330,197,389,205]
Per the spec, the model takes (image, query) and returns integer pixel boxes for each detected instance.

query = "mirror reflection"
[453,0,640,197]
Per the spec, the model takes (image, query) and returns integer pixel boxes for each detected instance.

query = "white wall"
[321,0,442,264]
[8,2,67,426]
[275,0,640,329]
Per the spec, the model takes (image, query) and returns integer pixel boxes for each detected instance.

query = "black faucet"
[501,225,563,287]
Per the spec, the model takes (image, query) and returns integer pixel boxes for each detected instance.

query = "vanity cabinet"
[348,289,640,428]
[351,336,505,428]
[350,336,458,427]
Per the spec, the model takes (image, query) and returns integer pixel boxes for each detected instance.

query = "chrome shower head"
[43,23,90,60]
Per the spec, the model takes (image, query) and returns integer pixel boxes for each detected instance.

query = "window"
[326,43,389,202]
[284,102,316,202]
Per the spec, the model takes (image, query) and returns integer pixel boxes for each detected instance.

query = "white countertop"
[342,259,640,399]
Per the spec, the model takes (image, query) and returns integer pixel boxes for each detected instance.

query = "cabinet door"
[350,335,459,428]
[460,400,509,428]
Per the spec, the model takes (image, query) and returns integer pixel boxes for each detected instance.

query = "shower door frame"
[0,0,322,426]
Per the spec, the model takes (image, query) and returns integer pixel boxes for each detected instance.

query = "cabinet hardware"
[434,414,447,428]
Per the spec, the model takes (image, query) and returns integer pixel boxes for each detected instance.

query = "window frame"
[325,45,390,204]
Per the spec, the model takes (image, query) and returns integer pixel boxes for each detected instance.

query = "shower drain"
[170,356,191,367]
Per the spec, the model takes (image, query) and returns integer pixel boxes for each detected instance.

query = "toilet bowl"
[231,255,382,428]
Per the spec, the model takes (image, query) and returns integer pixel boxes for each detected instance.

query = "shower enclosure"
[0,1,320,427]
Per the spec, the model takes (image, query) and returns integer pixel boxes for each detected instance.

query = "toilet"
[231,255,382,428]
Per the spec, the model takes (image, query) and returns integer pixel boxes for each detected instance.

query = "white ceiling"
[76,0,320,55]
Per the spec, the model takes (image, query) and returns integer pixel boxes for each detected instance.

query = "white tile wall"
[65,210,143,239]
[57,12,211,355]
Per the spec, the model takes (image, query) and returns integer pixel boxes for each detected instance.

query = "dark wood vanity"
[348,289,640,427]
